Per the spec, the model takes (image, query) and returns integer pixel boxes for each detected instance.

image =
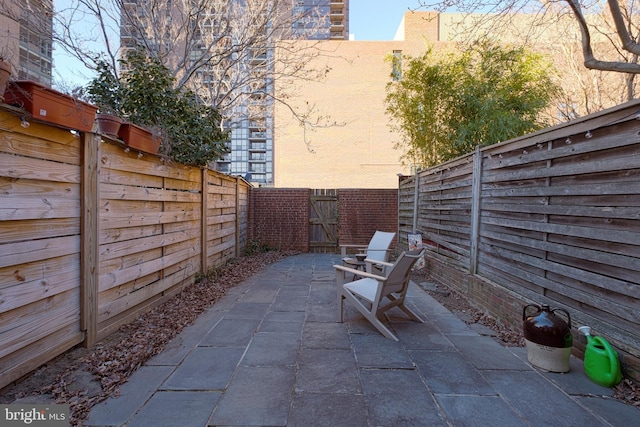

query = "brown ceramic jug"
[522,304,573,372]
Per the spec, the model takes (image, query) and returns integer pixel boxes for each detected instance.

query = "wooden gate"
[309,189,338,253]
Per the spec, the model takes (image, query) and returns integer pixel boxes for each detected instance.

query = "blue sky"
[349,0,426,40]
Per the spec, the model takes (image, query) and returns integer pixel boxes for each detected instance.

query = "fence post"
[201,169,208,273]
[235,177,240,257]
[469,146,483,274]
[81,132,99,347]
[412,173,420,233]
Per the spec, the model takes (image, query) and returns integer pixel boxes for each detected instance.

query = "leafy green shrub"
[85,61,122,115]
[86,50,230,167]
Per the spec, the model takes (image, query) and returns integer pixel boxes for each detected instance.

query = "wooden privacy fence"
[0,108,249,388]
[399,100,640,380]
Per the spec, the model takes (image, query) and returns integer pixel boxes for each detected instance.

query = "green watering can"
[578,326,622,387]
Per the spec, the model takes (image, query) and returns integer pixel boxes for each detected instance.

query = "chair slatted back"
[382,249,424,295]
[365,231,396,263]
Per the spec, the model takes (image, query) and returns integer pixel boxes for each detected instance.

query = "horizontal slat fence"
[398,175,416,247]
[96,141,205,339]
[0,107,250,389]
[400,100,640,381]
[203,171,242,268]
[0,112,85,387]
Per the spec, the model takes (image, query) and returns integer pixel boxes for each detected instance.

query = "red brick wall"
[248,188,309,252]
[249,188,399,253]
[338,189,398,247]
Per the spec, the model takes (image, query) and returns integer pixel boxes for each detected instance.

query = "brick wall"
[249,188,399,253]
[338,189,398,247]
[273,12,441,189]
[274,39,423,189]
[248,188,309,252]
[401,11,440,42]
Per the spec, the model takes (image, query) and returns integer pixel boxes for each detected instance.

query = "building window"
[250,163,266,173]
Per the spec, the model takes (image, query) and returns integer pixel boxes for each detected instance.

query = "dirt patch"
[1,252,637,425]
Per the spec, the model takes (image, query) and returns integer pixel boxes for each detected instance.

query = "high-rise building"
[0,0,53,86]
[119,0,348,186]
[215,0,349,186]
[291,0,348,40]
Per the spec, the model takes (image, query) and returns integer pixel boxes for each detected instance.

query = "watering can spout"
[578,326,592,344]
[578,325,591,336]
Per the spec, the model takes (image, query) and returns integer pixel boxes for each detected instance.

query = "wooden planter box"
[118,123,160,155]
[4,80,97,132]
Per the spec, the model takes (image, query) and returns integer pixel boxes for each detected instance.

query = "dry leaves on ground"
[1,251,638,426]
[410,269,525,347]
[0,250,297,426]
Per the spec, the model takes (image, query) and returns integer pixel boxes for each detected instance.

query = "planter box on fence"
[96,113,123,138]
[118,122,160,155]
[4,80,97,132]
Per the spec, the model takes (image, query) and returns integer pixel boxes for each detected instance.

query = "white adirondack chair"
[340,230,395,275]
[334,249,425,341]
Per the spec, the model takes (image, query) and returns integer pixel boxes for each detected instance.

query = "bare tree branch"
[565,0,640,73]
[607,0,640,54]
[419,0,640,73]
[53,0,336,128]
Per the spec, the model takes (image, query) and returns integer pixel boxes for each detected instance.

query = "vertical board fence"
[0,108,250,389]
[309,189,338,253]
[399,100,640,381]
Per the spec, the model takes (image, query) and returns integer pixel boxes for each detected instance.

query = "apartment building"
[214,0,349,185]
[292,0,349,40]
[273,10,634,188]
[119,0,348,186]
[273,12,438,189]
[0,0,53,85]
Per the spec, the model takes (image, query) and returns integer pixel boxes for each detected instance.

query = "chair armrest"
[339,244,367,256]
[365,258,393,267]
[364,248,392,256]
[333,264,386,281]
